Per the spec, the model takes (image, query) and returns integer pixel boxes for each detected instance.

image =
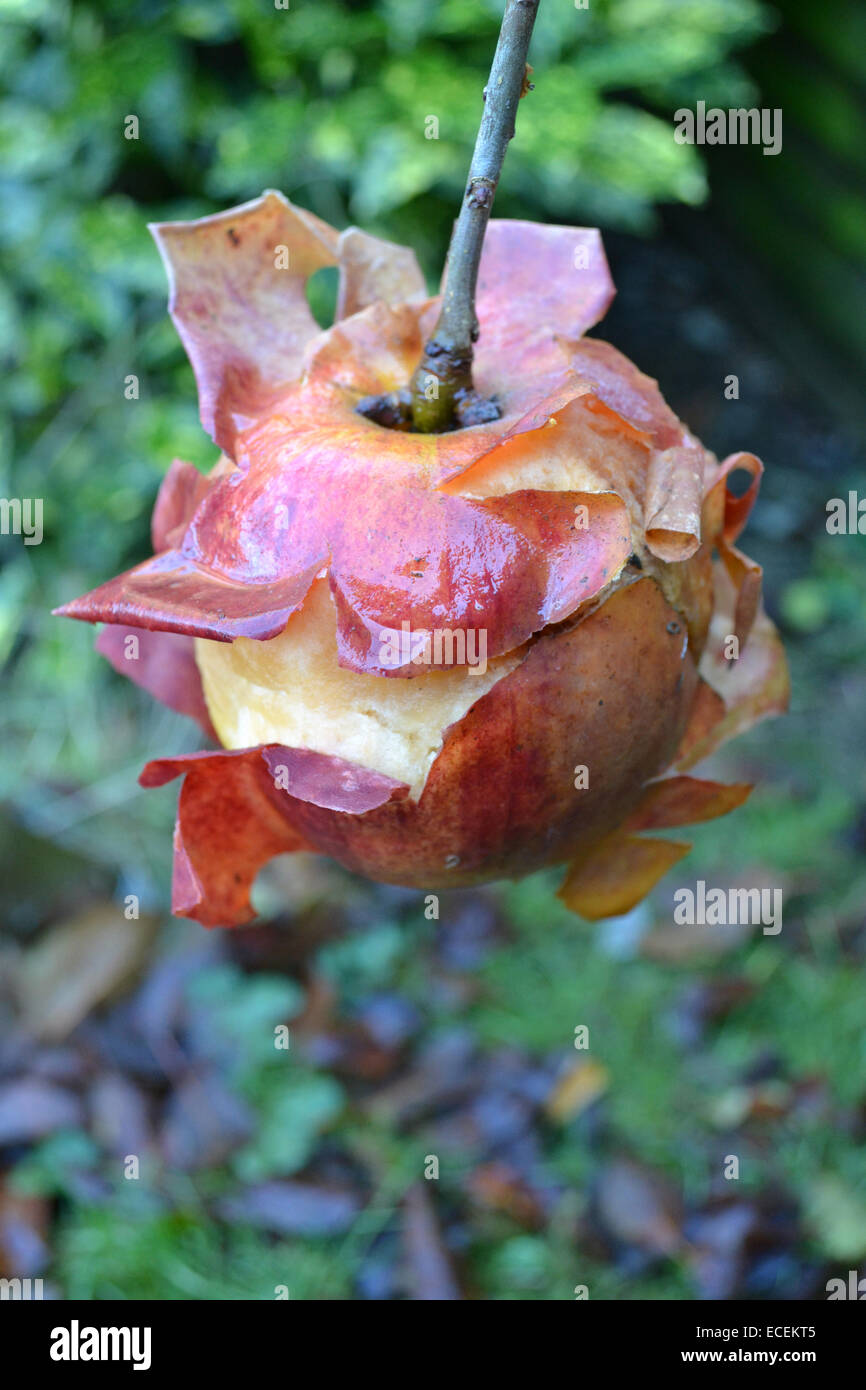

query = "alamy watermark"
[0,1277,43,1299]
[379,621,488,674]
[674,101,782,157]
[50,1321,151,1370]
[0,497,43,545]
[826,491,866,534]
[827,1270,866,1299]
[674,880,782,935]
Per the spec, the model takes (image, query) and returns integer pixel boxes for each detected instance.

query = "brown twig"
[409,0,540,432]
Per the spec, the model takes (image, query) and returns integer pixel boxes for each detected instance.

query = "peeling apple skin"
[53,195,789,926]
[275,577,698,889]
[646,541,715,661]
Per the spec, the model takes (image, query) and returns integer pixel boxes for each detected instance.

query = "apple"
[57,192,788,927]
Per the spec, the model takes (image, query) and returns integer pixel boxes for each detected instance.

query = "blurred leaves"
[807,1177,866,1263]
[2,862,866,1298]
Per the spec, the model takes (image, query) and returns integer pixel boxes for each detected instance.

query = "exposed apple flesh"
[260,576,701,888]
[195,577,522,801]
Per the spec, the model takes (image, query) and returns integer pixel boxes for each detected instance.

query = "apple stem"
[409,0,540,432]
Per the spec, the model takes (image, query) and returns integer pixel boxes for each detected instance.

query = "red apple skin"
[275,576,700,889]
[54,195,788,926]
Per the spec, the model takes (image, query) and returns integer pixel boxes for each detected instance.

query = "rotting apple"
[56,191,789,928]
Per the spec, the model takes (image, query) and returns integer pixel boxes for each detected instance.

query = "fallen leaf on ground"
[402,1182,463,1301]
[545,1058,609,1122]
[0,1077,84,1148]
[465,1161,547,1228]
[19,903,160,1042]
[218,1180,361,1236]
[593,1156,683,1257]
